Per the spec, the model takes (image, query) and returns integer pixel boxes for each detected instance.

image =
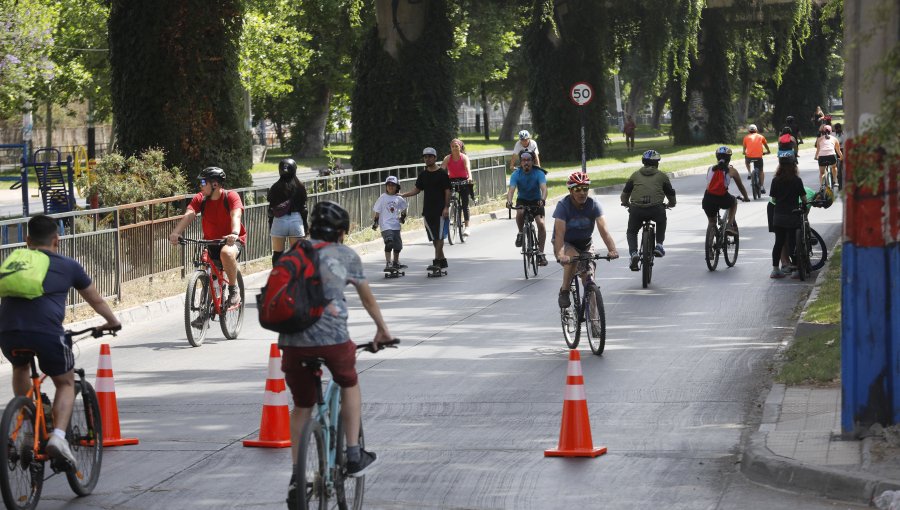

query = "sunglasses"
[571,186,590,192]
[198,178,208,186]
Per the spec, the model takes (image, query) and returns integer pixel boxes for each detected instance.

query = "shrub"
[77,148,188,208]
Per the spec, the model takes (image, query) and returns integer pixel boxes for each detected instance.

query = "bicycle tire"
[724,225,739,267]
[795,229,809,281]
[808,228,828,271]
[584,286,606,356]
[66,380,102,496]
[185,271,211,347]
[641,226,653,289]
[335,420,364,510]
[527,224,538,277]
[456,202,465,244]
[521,224,531,280]
[0,396,42,510]
[751,171,761,200]
[561,279,580,349]
[220,271,245,340]
[447,202,456,246]
[293,420,326,510]
[705,224,719,271]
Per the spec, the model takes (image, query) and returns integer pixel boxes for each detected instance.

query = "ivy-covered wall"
[351,1,456,170]
[524,0,608,162]
[109,0,252,187]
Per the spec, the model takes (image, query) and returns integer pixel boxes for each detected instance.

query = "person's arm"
[764,140,771,154]
[168,209,197,244]
[663,178,676,207]
[553,218,568,263]
[742,138,747,155]
[353,281,391,344]
[509,153,518,171]
[463,154,472,181]
[534,151,541,168]
[76,283,121,330]
[539,182,548,203]
[835,140,843,160]
[400,187,421,199]
[595,216,618,259]
[620,179,634,206]
[440,155,450,170]
[814,137,820,159]
[729,166,750,200]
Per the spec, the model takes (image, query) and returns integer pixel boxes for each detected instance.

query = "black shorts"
[423,215,448,242]
[818,155,838,167]
[702,192,736,218]
[745,157,764,169]
[207,242,243,262]
[0,331,74,377]
[515,198,545,217]
[565,238,593,253]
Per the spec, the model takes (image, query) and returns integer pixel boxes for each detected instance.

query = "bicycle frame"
[190,243,233,317]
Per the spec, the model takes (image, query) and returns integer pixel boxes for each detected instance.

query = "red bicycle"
[179,237,245,347]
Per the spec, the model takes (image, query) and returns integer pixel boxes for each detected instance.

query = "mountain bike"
[559,252,614,356]
[638,218,656,289]
[0,326,120,510]
[179,237,245,347]
[291,339,400,510]
[447,181,467,245]
[510,205,541,279]
[791,201,829,281]
[705,198,745,271]
[749,159,763,200]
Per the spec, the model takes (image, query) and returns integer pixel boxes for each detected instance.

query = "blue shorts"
[270,213,305,237]
[0,331,74,376]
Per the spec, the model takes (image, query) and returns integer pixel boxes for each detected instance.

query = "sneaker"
[558,290,571,309]
[514,233,523,248]
[190,315,207,329]
[286,479,297,510]
[393,262,407,270]
[654,244,665,257]
[462,227,470,237]
[760,188,766,194]
[46,434,76,468]
[438,258,448,269]
[725,224,738,236]
[346,449,377,477]
[629,251,640,271]
[780,265,793,274]
[226,291,241,310]
[769,268,787,279]
[384,263,394,271]
[537,254,548,266]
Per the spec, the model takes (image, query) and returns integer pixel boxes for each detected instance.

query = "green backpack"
[0,249,50,299]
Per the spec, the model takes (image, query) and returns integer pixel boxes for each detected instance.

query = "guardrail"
[0,152,508,308]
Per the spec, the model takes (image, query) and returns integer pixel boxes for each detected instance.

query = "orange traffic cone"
[243,344,292,448]
[544,349,606,458]
[95,344,139,446]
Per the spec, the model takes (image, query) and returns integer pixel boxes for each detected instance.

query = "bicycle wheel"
[456,203,465,244]
[751,172,761,200]
[584,285,606,356]
[66,380,102,496]
[795,229,809,281]
[527,225,538,277]
[335,420,364,510]
[220,271,245,340]
[447,202,456,245]
[808,228,828,271]
[0,397,42,510]
[184,271,211,347]
[705,224,719,271]
[641,227,653,289]
[561,279,581,349]
[293,420,326,510]
[724,224,739,267]
[521,224,532,280]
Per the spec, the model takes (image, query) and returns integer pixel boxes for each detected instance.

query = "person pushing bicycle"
[279,201,393,504]
[0,215,121,469]
[506,150,549,266]
[620,150,676,271]
[553,172,619,309]
[168,166,247,309]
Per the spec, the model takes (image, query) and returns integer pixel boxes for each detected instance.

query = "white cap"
[749,124,758,132]
[422,147,437,156]
[385,176,399,185]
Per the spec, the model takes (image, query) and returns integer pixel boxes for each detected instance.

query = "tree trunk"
[298,84,331,158]
[626,82,646,119]
[499,82,527,141]
[650,93,668,130]
[480,81,490,140]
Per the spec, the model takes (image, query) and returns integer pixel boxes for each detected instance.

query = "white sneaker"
[47,434,77,468]
[462,227,469,237]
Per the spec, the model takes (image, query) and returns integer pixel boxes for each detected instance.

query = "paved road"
[0,158,859,509]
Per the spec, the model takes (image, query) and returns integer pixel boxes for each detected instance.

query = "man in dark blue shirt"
[0,215,120,468]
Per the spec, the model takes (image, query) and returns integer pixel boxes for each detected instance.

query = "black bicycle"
[559,252,614,355]
[705,198,745,271]
[792,202,829,281]
[749,159,763,200]
[448,181,467,245]
[510,205,541,279]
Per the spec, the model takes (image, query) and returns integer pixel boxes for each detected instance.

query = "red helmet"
[567,171,591,189]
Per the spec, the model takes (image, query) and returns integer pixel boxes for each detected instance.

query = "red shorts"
[281,341,358,407]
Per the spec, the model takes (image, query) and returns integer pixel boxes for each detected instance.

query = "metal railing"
[0,153,508,308]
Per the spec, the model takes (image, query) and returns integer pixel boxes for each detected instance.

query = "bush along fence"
[0,152,509,308]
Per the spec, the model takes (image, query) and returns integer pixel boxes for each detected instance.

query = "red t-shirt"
[187,191,247,244]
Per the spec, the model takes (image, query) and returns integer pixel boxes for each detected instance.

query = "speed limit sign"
[570,82,594,106]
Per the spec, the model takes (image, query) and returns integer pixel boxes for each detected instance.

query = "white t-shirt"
[817,136,837,157]
[512,140,539,158]
[373,193,408,230]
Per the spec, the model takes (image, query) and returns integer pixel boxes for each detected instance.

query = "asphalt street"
[0,157,861,509]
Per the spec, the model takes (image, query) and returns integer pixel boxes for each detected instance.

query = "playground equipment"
[22,148,77,215]
[73,145,99,208]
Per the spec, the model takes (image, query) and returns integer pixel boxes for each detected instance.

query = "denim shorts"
[270,212,304,237]
[381,229,403,252]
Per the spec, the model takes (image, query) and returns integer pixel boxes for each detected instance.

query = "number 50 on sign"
[570,82,594,106]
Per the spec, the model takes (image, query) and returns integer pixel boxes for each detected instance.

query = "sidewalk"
[740,264,900,506]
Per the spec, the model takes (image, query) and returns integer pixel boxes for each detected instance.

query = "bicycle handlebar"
[561,253,615,264]
[66,325,122,340]
[178,236,227,246]
[356,338,400,354]
[508,204,544,210]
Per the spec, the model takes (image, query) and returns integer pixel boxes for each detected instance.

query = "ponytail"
[716,159,729,170]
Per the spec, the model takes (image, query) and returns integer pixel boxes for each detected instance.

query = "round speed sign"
[570,82,594,106]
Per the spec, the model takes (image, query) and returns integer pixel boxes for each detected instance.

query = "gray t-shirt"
[278,241,366,347]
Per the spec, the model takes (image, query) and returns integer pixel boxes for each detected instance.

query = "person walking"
[267,158,309,265]
[623,114,637,151]
[401,147,451,272]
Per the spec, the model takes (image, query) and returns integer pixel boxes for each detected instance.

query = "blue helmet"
[642,150,661,166]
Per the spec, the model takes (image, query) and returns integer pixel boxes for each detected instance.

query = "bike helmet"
[641,149,661,166]
[777,151,796,165]
[785,115,795,123]
[715,146,733,164]
[278,158,297,178]
[518,130,531,140]
[566,171,591,189]
[813,187,834,209]
[198,166,226,183]
[309,200,351,241]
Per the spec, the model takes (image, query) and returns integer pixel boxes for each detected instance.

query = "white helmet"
[518,130,530,140]
[748,124,758,132]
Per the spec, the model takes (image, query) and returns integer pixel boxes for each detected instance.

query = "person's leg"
[819,165,826,186]
[49,371,75,431]
[435,239,445,261]
[340,384,362,448]
[11,364,31,397]
[745,158,751,177]
[830,164,838,187]
[271,236,285,265]
[758,161,766,191]
[535,215,546,252]
[772,229,786,267]
[626,211,640,255]
[220,245,240,287]
[460,192,470,225]
[560,245,579,294]
[653,206,667,254]
[515,209,524,232]
[290,406,313,464]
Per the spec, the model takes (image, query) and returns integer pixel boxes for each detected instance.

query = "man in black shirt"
[401,147,451,270]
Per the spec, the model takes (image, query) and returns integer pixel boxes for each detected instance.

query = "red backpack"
[256,240,330,333]
[707,165,729,196]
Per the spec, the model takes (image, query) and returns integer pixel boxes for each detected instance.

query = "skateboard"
[384,267,405,278]
[426,266,448,277]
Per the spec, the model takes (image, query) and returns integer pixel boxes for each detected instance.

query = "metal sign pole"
[581,108,587,173]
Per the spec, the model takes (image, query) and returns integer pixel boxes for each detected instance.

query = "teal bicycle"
[292,339,399,510]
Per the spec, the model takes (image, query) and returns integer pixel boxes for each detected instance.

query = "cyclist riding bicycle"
[620,150,676,271]
[0,215,121,469]
[777,126,799,163]
[742,124,771,194]
[553,172,619,309]
[814,124,843,188]
[507,150,549,266]
[279,201,393,504]
[702,147,750,234]
[510,130,541,170]
[168,166,247,309]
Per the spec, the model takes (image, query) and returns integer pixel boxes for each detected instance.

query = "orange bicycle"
[0,326,119,510]
[179,237,245,347]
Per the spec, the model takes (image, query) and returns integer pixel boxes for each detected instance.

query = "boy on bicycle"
[553,172,619,308]
[279,201,392,503]
[0,215,121,468]
[620,150,676,271]
[506,150,549,266]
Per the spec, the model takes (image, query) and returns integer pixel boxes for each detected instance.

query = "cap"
[749,124,758,132]
[385,176,399,185]
[422,147,437,156]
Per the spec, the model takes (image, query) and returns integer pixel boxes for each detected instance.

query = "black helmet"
[309,201,350,241]
[198,166,226,183]
[278,158,297,178]
[641,149,661,166]
[781,126,793,135]
[715,146,732,164]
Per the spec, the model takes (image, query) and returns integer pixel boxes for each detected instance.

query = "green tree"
[109,0,252,187]
[0,0,57,116]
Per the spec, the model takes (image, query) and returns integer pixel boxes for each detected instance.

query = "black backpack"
[198,190,232,215]
[256,240,330,333]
